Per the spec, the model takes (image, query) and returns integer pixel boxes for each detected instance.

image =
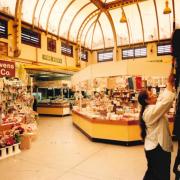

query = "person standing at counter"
[33,96,38,112]
[138,73,175,180]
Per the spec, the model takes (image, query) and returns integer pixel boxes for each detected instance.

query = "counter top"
[72,110,174,126]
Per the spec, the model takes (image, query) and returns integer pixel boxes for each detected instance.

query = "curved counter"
[72,110,174,145]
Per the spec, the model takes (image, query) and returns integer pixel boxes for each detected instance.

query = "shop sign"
[148,60,163,63]
[0,60,15,77]
[42,54,62,64]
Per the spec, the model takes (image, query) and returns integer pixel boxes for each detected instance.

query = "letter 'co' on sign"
[0,60,15,77]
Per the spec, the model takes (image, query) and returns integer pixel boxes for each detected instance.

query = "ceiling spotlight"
[163,0,171,14]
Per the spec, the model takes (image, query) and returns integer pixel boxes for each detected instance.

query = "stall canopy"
[0,0,179,50]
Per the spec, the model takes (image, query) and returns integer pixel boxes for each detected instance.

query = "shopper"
[171,28,180,180]
[33,96,38,112]
[138,73,175,180]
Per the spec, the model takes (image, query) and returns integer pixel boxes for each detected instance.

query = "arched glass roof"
[0,0,179,50]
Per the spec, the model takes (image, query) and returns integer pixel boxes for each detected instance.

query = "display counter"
[72,110,174,145]
[37,103,70,116]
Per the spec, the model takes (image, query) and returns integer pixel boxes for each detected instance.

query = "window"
[122,46,147,59]
[122,49,134,59]
[21,27,41,47]
[0,19,8,38]
[61,42,73,57]
[134,47,147,58]
[47,38,56,52]
[157,43,171,56]
[97,50,113,62]
[81,50,88,61]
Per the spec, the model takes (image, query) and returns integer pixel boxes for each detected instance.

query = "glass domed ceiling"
[0,0,179,50]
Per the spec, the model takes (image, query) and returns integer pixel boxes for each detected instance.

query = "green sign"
[148,60,163,63]
[42,54,62,64]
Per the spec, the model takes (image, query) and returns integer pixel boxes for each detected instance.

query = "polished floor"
[0,116,177,180]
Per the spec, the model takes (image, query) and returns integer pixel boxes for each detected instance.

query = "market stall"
[71,60,174,145]
[72,109,174,145]
[37,101,70,116]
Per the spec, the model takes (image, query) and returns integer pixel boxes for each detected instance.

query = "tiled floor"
[0,116,177,180]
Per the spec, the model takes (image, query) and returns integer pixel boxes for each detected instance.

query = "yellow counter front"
[37,103,70,116]
[72,110,174,145]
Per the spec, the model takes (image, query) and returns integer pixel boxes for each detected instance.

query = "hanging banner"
[0,60,15,77]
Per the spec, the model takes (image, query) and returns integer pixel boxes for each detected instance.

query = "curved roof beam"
[76,9,99,43]
[38,0,47,29]
[89,20,106,50]
[57,0,75,37]
[153,0,160,41]
[97,21,105,50]
[136,2,145,44]
[121,7,131,46]
[105,0,147,10]
[83,20,96,48]
[90,0,107,49]
[90,12,102,49]
[91,0,117,51]
[172,0,175,30]
[67,2,91,42]
[79,13,99,44]
[32,0,39,29]
[15,0,23,19]
[46,0,58,34]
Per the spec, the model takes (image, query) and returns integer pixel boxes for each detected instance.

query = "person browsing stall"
[138,73,175,180]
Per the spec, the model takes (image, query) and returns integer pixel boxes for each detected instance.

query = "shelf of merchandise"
[0,123,21,159]
[37,103,70,116]
[0,77,38,156]
[72,110,174,146]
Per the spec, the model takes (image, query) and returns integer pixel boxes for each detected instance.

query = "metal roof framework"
[0,0,179,50]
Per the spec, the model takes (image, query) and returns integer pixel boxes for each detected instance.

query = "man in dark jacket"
[171,29,180,180]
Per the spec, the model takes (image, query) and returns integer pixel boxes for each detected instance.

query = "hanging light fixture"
[163,0,171,14]
[120,9,127,23]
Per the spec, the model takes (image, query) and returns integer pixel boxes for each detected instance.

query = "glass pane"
[48,0,72,34]
[82,24,94,49]
[139,0,158,41]
[22,0,37,24]
[60,0,88,38]
[124,4,143,44]
[70,4,97,42]
[39,0,56,30]
[110,8,129,46]
[80,15,97,46]
[92,23,104,49]
[97,13,114,48]
[0,0,16,16]
[175,0,180,28]
[156,0,173,39]
[34,0,46,27]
